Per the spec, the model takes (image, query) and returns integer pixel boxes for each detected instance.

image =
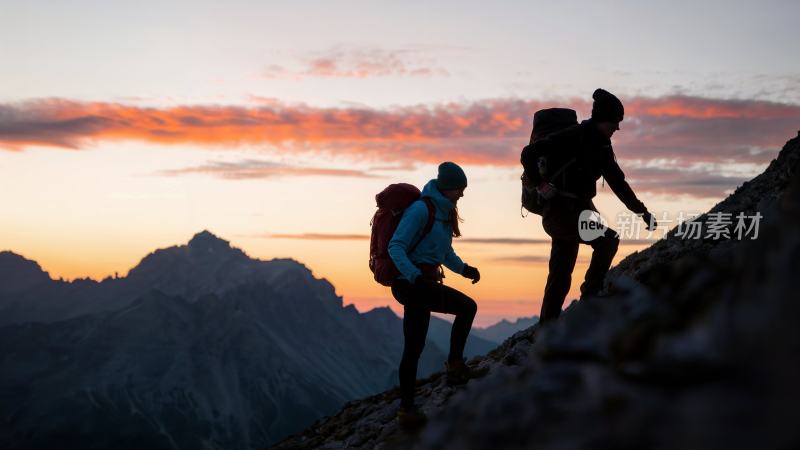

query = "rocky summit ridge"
[271,132,800,450]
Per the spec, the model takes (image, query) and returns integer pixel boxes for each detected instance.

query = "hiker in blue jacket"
[388,161,483,427]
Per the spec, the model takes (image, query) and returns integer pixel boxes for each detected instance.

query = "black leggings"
[391,279,477,408]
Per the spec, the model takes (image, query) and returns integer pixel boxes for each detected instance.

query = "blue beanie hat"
[436,162,468,191]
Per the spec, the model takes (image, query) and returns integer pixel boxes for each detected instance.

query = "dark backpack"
[520,108,579,216]
[369,183,435,286]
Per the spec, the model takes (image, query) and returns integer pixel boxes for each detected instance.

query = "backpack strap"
[549,157,575,181]
[408,197,436,254]
[546,126,586,200]
[422,197,436,236]
[549,158,579,199]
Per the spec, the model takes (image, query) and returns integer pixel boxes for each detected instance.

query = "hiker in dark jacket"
[521,89,656,323]
[388,162,483,427]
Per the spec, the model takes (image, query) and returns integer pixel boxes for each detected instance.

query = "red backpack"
[369,183,435,286]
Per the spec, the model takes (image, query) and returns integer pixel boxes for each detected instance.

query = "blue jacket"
[388,179,466,283]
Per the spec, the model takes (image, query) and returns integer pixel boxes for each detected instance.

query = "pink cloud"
[160,159,378,180]
[265,233,369,240]
[259,233,657,246]
[1,95,798,198]
[0,97,544,163]
[620,165,752,198]
[491,255,590,265]
[264,48,449,79]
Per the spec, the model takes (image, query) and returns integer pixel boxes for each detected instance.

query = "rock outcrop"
[271,133,800,450]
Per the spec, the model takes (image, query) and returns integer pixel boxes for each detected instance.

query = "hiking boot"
[445,359,488,386]
[397,405,427,429]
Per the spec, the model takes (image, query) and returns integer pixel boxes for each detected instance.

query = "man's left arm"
[602,150,648,215]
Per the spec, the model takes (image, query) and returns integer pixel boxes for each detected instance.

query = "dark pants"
[540,200,620,323]
[391,279,477,408]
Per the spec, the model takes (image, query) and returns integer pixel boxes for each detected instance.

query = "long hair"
[449,206,463,238]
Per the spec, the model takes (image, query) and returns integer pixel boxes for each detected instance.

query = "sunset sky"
[2,0,799,326]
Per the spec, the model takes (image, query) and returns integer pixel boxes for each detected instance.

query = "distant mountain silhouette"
[0,232,445,448]
[0,230,525,449]
[472,316,539,344]
[0,231,323,326]
[0,251,51,295]
[367,306,498,358]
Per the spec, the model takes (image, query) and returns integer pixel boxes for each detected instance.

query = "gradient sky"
[2,0,799,326]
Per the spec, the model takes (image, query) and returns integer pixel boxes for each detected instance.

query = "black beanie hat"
[591,88,624,122]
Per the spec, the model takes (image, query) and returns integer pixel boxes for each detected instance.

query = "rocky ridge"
[271,133,800,450]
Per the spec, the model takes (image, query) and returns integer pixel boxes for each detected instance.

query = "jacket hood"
[421,179,454,219]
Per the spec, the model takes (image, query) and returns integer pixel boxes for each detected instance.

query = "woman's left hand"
[462,264,481,284]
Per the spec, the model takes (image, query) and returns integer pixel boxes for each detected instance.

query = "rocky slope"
[271,133,800,450]
[607,129,800,283]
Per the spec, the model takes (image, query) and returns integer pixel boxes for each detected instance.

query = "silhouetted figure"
[388,162,482,428]
[522,89,656,324]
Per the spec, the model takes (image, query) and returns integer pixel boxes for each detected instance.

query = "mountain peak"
[0,251,47,276]
[363,306,398,321]
[0,251,51,293]
[0,250,33,267]
[187,230,230,253]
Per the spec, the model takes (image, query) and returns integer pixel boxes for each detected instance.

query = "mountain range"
[0,230,530,449]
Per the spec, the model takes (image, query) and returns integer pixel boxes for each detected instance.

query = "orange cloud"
[2,95,798,172]
[0,97,554,164]
[626,96,800,119]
